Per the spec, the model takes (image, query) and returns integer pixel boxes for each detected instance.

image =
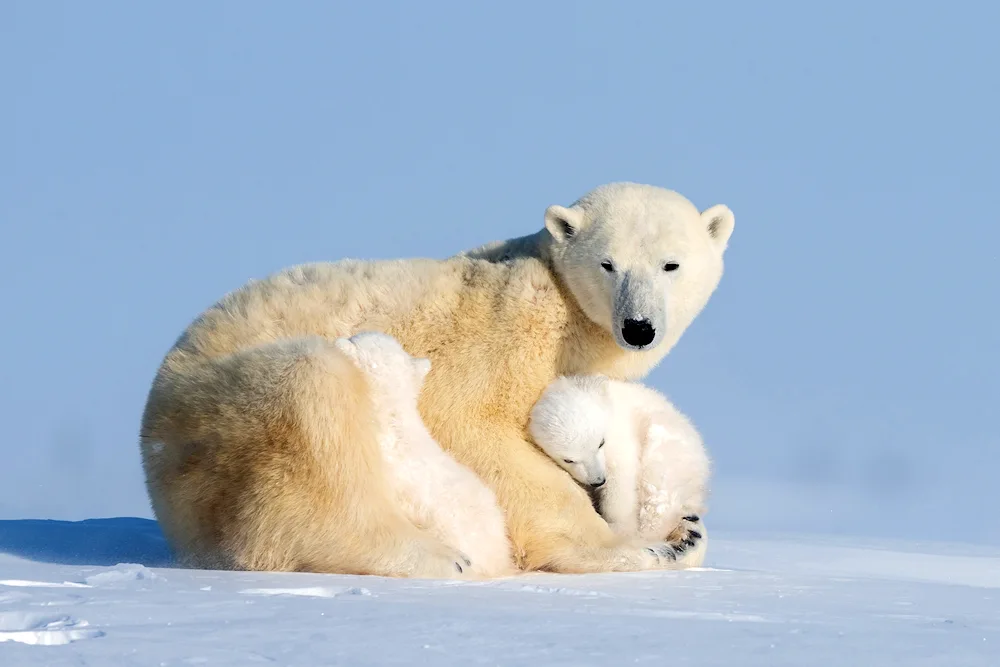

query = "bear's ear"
[413,357,432,380]
[333,337,357,359]
[702,204,735,249]
[544,205,585,243]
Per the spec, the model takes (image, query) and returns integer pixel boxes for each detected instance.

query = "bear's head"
[543,182,734,354]
[334,331,431,407]
[528,375,612,489]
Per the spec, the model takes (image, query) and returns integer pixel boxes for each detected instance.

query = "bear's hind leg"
[143,336,470,579]
[233,338,473,579]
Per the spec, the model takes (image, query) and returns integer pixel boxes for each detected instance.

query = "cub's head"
[528,375,611,489]
[543,182,734,354]
[334,331,431,402]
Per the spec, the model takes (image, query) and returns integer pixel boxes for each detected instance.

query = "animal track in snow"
[638,609,774,623]
[684,567,731,572]
[0,579,91,588]
[84,564,161,586]
[0,612,104,645]
[511,585,611,598]
[239,586,373,598]
[0,591,33,605]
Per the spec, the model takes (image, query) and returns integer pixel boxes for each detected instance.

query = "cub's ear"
[702,204,735,250]
[413,357,432,380]
[333,337,357,358]
[544,205,585,243]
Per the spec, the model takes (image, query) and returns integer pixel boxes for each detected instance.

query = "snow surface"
[0,519,997,665]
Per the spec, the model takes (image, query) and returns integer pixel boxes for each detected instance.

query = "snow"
[0,519,997,665]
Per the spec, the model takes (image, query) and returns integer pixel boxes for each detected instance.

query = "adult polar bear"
[140,182,735,577]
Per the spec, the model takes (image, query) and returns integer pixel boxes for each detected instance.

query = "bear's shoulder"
[458,231,547,263]
[449,254,567,320]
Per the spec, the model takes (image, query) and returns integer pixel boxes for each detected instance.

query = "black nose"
[621,318,656,348]
[591,477,606,488]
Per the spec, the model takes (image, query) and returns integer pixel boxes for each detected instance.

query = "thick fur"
[529,375,711,566]
[526,375,613,489]
[140,182,734,576]
[334,331,514,578]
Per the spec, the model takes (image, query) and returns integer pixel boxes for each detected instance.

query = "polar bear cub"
[334,331,512,578]
[528,375,710,547]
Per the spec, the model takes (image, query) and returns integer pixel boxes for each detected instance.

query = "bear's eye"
[563,458,575,464]
[662,262,680,272]
[600,261,614,273]
[598,439,605,449]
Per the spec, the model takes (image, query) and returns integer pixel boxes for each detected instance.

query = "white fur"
[464,183,734,362]
[336,331,512,577]
[543,183,734,353]
[529,375,710,540]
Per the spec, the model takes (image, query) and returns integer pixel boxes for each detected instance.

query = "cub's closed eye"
[663,262,680,272]
[563,459,575,464]
[600,261,614,272]
[598,439,605,449]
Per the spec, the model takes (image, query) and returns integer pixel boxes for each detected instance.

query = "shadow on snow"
[0,517,173,567]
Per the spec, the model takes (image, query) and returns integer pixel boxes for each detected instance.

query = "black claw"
[674,542,688,553]
[455,561,464,574]
[682,538,696,548]
[683,515,700,523]
[649,545,679,562]
[688,530,702,540]
[463,555,472,567]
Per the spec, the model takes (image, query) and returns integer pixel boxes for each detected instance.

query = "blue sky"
[2,2,998,543]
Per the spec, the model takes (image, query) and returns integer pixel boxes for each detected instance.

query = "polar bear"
[140,181,734,577]
[528,375,710,564]
[333,331,513,578]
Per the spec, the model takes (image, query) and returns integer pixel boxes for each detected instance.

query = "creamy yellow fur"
[140,183,733,577]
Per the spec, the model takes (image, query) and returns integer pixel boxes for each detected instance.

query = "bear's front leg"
[480,430,693,574]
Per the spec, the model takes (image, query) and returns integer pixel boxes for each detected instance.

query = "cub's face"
[544,183,734,354]
[551,435,608,489]
[528,376,611,489]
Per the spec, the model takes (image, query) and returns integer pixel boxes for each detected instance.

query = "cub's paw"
[665,515,707,568]
[636,515,706,569]
[643,542,682,567]
[666,514,703,553]
[455,551,473,574]
[410,538,472,580]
